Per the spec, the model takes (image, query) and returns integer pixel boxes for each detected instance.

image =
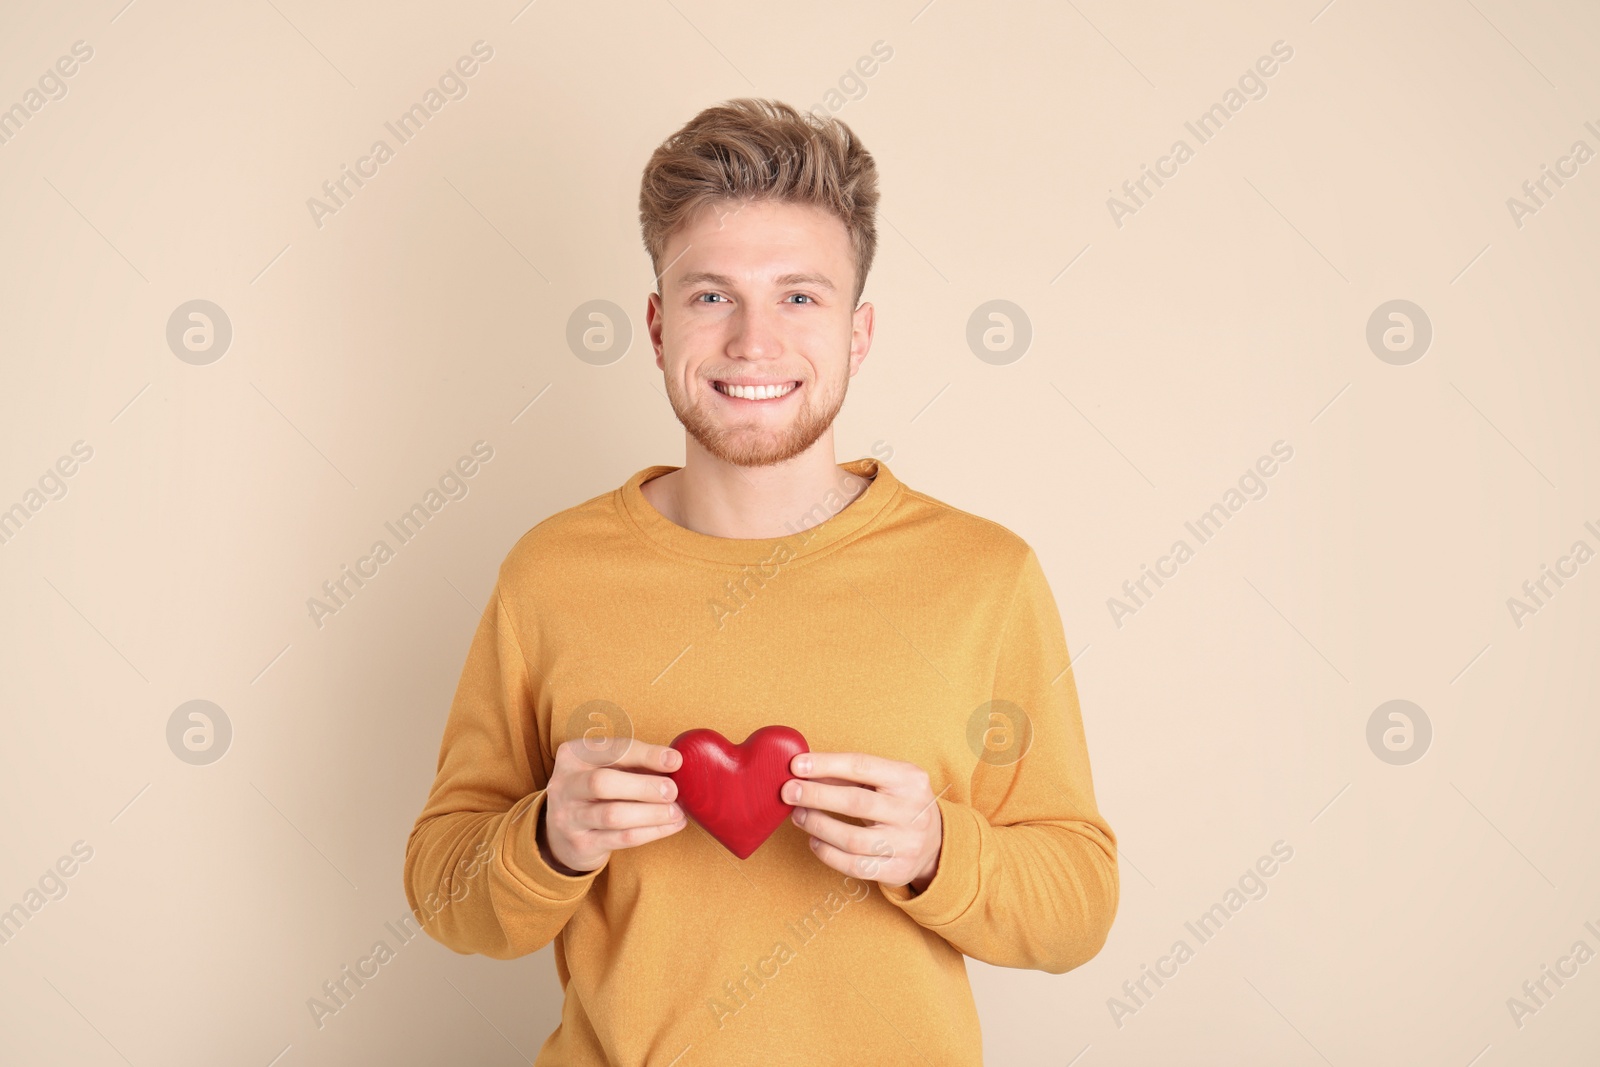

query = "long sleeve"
[879,547,1120,974]
[402,578,600,959]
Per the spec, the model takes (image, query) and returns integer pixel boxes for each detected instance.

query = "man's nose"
[725,302,783,361]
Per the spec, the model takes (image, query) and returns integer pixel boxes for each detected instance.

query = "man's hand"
[536,739,688,875]
[784,752,945,892]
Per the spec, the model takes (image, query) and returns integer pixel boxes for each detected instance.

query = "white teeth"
[718,381,797,400]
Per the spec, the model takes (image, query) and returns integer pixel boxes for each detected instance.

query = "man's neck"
[641,438,871,540]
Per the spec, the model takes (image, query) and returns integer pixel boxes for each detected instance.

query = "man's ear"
[847,300,875,377]
[646,289,666,369]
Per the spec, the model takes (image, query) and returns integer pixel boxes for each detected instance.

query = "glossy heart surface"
[667,725,809,860]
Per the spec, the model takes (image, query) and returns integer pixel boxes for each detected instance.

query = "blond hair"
[638,98,879,306]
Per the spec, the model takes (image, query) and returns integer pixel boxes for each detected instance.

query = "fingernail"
[795,755,811,774]
[667,750,681,769]
[668,804,680,818]
[659,781,669,798]
[784,782,799,803]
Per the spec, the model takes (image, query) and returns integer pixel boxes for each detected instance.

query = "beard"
[661,361,849,469]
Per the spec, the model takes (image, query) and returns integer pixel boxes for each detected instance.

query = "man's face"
[646,198,873,468]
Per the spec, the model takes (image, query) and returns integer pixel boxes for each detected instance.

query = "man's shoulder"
[889,476,1037,579]
[495,481,630,584]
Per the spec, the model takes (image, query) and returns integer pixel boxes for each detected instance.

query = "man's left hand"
[784,752,944,893]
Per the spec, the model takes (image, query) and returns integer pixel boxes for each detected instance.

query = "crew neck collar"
[616,458,901,566]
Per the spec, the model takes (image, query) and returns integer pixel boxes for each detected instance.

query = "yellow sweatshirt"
[403,457,1118,1065]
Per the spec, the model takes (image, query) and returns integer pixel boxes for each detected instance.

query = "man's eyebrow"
[674,270,836,293]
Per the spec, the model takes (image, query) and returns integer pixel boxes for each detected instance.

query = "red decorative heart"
[667,725,809,860]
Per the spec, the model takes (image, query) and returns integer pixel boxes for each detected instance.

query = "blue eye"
[787,294,814,304]
[697,293,727,303]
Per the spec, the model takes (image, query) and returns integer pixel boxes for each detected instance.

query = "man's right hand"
[536,739,688,875]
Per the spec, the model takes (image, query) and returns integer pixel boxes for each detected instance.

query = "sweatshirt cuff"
[500,790,600,901]
[878,796,983,927]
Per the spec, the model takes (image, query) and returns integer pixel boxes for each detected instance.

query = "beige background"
[2,0,1597,1063]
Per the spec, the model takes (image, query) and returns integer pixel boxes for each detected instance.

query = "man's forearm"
[880,798,1118,974]
[404,793,599,960]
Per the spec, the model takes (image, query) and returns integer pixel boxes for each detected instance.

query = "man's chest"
[526,559,1008,784]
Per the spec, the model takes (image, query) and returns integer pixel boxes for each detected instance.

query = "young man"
[404,98,1118,1065]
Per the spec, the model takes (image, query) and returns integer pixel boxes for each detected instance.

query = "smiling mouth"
[712,380,800,401]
